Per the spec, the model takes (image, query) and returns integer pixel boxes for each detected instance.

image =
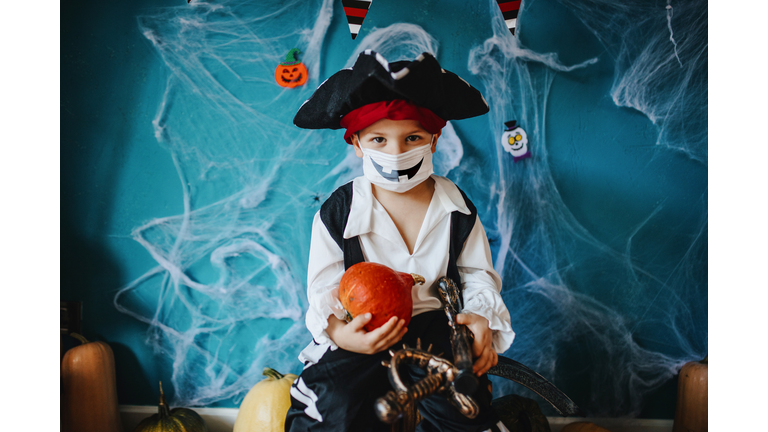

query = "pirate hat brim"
[293,51,489,130]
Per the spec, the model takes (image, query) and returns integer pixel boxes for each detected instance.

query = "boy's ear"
[351,134,364,158]
[431,131,441,154]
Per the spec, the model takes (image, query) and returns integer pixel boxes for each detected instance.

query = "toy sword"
[375,277,584,424]
[489,355,584,417]
[374,277,584,424]
[436,277,479,396]
[438,276,584,417]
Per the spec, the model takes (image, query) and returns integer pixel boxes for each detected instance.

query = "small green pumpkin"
[133,382,208,432]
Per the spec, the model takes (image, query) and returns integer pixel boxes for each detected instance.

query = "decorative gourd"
[673,356,708,432]
[274,48,308,88]
[339,262,424,331]
[560,422,611,432]
[133,382,208,432]
[233,367,298,432]
[61,332,123,432]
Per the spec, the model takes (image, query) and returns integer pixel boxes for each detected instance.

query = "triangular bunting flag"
[496,0,521,35]
[341,0,373,40]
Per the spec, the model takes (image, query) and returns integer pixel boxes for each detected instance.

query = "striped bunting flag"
[497,0,521,35]
[342,0,373,40]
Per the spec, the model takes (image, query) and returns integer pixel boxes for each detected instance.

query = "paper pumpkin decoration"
[341,0,373,40]
[275,48,308,88]
[501,120,530,162]
[497,0,521,35]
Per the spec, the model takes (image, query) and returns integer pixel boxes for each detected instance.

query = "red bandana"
[340,100,446,144]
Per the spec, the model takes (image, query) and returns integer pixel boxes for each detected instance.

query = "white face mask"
[360,140,434,193]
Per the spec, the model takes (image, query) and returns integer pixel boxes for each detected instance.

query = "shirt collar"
[433,175,471,216]
[343,177,375,239]
[343,175,470,239]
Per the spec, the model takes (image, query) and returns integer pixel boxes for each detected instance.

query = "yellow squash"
[233,367,298,432]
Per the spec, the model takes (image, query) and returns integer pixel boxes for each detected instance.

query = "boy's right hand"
[326,314,407,355]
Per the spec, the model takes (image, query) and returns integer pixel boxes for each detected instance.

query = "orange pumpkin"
[61,333,123,432]
[339,262,424,331]
[275,48,308,88]
[673,357,708,432]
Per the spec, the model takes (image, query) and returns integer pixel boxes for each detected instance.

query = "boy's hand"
[455,313,497,376]
[326,314,408,355]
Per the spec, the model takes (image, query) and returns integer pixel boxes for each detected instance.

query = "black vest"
[319,181,478,291]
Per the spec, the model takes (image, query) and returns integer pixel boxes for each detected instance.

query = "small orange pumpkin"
[339,262,424,331]
[275,48,308,88]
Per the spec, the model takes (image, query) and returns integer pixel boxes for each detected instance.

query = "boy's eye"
[372,137,385,144]
[405,135,423,142]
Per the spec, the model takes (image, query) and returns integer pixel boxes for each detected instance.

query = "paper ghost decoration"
[501,121,530,162]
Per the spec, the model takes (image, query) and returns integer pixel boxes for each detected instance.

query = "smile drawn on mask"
[371,158,424,182]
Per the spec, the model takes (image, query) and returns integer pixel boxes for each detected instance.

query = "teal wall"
[62,0,182,405]
[61,0,706,417]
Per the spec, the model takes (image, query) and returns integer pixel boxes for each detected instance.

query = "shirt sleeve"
[457,215,516,353]
[305,211,348,349]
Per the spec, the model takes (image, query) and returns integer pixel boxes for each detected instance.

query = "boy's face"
[351,119,440,158]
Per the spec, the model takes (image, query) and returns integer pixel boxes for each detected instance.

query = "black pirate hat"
[293,50,489,130]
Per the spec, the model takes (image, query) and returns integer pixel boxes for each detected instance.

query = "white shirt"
[299,175,515,365]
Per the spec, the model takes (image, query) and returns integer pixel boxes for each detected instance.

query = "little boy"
[286,51,515,432]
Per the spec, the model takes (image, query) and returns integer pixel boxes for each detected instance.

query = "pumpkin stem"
[410,273,426,286]
[262,367,285,380]
[158,381,171,418]
[701,355,708,365]
[69,332,89,345]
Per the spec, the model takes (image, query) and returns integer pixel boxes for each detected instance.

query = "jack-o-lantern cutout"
[275,48,308,88]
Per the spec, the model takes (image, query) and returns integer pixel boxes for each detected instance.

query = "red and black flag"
[341,0,373,40]
[496,0,521,35]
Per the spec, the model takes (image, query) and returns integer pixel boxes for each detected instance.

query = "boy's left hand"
[455,313,497,377]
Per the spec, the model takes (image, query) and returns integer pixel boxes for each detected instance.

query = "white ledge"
[120,405,673,432]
